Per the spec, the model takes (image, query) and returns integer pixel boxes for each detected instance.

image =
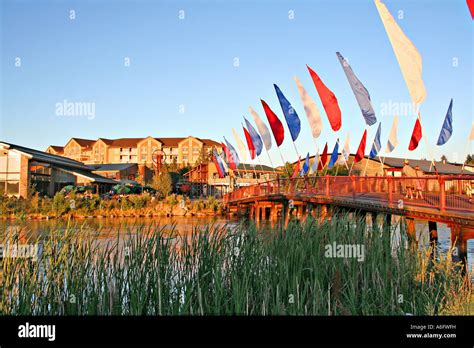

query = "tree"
[466,154,474,165]
[150,170,172,199]
[440,155,448,163]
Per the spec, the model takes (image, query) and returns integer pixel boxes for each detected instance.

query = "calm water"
[0,216,472,279]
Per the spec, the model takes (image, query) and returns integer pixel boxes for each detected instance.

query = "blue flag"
[223,137,241,167]
[328,139,339,168]
[244,117,263,156]
[336,52,377,126]
[369,123,382,158]
[436,99,453,146]
[274,84,301,141]
[300,152,310,176]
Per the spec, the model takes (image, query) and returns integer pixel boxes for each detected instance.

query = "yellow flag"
[375,0,427,106]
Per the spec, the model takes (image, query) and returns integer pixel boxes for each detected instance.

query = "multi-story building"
[47,136,222,183]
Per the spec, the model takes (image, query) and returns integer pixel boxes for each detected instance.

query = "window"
[193,146,200,154]
[183,156,188,162]
[182,147,188,154]
[141,147,147,154]
[141,155,147,162]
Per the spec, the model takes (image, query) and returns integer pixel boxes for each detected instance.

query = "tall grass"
[0,214,471,315]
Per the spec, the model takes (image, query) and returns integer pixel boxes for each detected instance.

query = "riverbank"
[1,214,471,315]
[0,192,223,220]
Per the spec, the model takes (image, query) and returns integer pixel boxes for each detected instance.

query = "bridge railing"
[223,175,474,213]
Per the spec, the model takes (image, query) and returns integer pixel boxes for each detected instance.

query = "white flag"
[375,0,427,106]
[309,149,320,175]
[232,128,248,162]
[249,106,272,151]
[385,115,399,153]
[295,76,323,139]
[340,133,350,164]
[470,122,474,141]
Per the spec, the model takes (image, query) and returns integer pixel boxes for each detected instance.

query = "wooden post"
[387,176,393,205]
[439,177,446,213]
[450,224,467,276]
[405,217,417,251]
[428,221,438,262]
[325,176,330,196]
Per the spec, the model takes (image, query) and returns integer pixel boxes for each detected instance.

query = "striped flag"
[408,117,422,151]
[436,99,453,146]
[318,143,329,171]
[261,99,285,146]
[249,106,272,151]
[300,152,310,176]
[336,52,377,126]
[295,76,323,139]
[375,0,426,107]
[232,128,248,162]
[385,115,399,153]
[223,137,240,169]
[354,129,367,163]
[274,84,301,142]
[242,126,256,160]
[307,64,342,132]
[244,117,263,156]
[328,139,340,169]
[340,133,350,165]
[369,123,382,158]
[213,149,226,178]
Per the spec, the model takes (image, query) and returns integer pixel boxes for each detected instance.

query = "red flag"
[292,157,301,178]
[261,99,285,146]
[354,129,367,163]
[468,0,474,19]
[408,118,422,151]
[318,143,328,171]
[307,65,342,132]
[222,142,237,170]
[242,126,256,160]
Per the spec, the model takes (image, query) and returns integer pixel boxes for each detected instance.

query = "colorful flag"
[223,137,240,169]
[375,0,427,106]
[292,157,301,179]
[307,64,342,132]
[219,149,228,172]
[369,123,382,158]
[328,139,340,169]
[354,129,367,163]
[261,99,285,146]
[213,149,226,178]
[385,115,399,153]
[221,142,228,163]
[242,126,256,160]
[300,152,310,176]
[295,76,323,139]
[408,117,422,151]
[467,0,474,19]
[232,128,248,162]
[336,52,377,126]
[249,106,272,151]
[310,149,320,175]
[244,117,263,156]
[436,99,453,146]
[318,143,329,170]
[340,133,350,165]
[274,84,301,142]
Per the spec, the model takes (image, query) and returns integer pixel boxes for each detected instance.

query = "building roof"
[108,138,144,147]
[88,163,137,171]
[236,163,281,173]
[71,138,95,148]
[60,167,118,184]
[48,145,64,152]
[1,142,91,171]
[156,137,184,147]
[200,138,221,147]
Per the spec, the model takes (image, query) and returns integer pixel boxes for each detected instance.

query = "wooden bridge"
[223,175,474,272]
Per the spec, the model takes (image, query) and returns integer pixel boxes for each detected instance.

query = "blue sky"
[0,0,472,166]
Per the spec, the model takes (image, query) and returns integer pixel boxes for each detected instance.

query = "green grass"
[0,214,471,315]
